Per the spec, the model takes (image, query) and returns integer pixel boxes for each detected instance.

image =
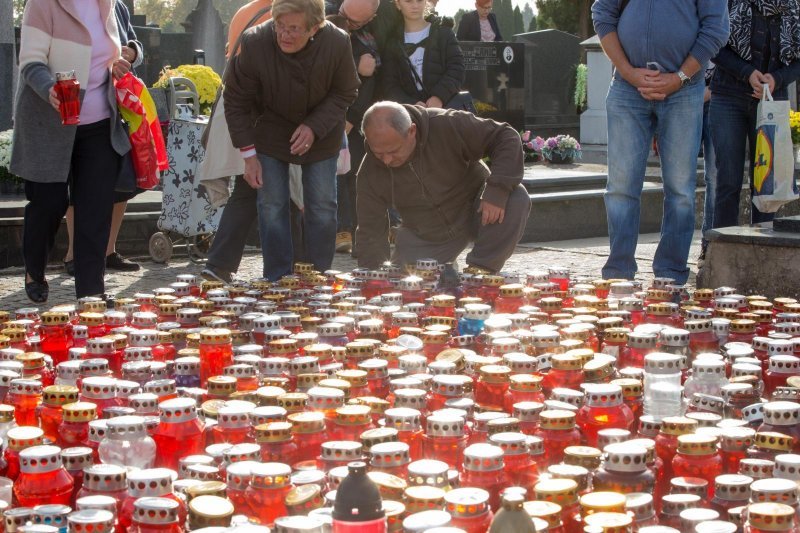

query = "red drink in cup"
[55,71,80,125]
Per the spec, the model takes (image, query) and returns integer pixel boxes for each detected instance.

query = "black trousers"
[206,175,257,274]
[23,119,119,297]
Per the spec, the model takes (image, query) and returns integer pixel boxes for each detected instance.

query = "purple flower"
[521,130,531,142]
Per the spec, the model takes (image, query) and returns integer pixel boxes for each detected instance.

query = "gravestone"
[580,34,612,145]
[0,0,16,130]
[460,42,525,131]
[513,29,581,138]
[182,0,226,75]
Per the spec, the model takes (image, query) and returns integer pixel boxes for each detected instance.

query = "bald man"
[356,102,531,273]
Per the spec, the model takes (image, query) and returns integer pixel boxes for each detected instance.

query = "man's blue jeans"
[603,78,704,284]
[701,100,717,241]
[256,154,338,280]
[709,93,774,229]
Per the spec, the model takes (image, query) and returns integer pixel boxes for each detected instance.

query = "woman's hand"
[121,45,136,63]
[749,69,768,98]
[415,101,427,107]
[243,156,263,188]
[290,124,315,156]
[112,57,132,80]
[763,73,777,95]
[425,96,444,108]
[48,85,61,112]
[357,54,376,77]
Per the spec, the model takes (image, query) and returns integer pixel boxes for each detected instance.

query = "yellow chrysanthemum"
[153,64,222,115]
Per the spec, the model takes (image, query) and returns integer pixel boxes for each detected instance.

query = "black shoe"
[25,276,48,304]
[106,252,140,272]
[64,259,75,277]
[201,266,232,284]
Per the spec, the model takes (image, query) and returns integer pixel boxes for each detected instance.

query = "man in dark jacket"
[356,101,531,272]
[328,0,382,255]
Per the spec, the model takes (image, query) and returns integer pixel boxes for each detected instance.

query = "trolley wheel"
[149,232,173,264]
[187,233,214,264]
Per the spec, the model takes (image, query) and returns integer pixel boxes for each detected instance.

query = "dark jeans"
[710,93,774,228]
[701,100,717,242]
[337,129,364,234]
[23,119,118,297]
[206,175,257,275]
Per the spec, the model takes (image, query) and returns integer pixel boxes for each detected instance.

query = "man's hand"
[619,67,660,89]
[345,121,354,135]
[425,96,444,109]
[704,86,711,103]
[244,156,263,188]
[48,85,61,112]
[357,54,376,77]
[112,57,132,80]
[749,70,769,98]
[415,101,427,107]
[478,200,505,225]
[638,72,681,101]
[290,124,315,155]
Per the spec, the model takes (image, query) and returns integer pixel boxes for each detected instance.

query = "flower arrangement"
[791,109,800,145]
[153,64,222,115]
[542,134,582,163]
[0,129,22,188]
[520,130,545,162]
[574,64,587,112]
[474,99,498,116]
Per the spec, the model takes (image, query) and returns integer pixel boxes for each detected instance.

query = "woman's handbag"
[752,84,799,213]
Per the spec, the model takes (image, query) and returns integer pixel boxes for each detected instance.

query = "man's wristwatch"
[677,70,691,88]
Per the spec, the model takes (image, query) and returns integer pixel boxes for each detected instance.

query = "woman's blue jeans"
[709,93,774,228]
[602,78,704,284]
[256,154,338,280]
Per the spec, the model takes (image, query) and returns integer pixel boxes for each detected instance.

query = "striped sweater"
[10,0,132,184]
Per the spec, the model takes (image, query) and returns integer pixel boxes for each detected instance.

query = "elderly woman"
[225,0,359,281]
[456,0,503,42]
[11,0,133,302]
[710,0,800,231]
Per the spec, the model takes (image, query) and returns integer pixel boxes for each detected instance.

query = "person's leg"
[602,80,654,280]
[391,227,470,268]
[711,95,750,229]
[71,120,119,297]
[64,206,74,264]
[651,81,705,284]
[256,156,293,280]
[23,180,69,285]
[700,99,717,256]
[205,175,258,278]
[747,98,775,224]
[302,155,339,273]
[466,184,531,272]
[104,201,140,271]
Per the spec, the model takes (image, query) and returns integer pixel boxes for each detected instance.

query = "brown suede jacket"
[356,105,524,268]
[224,20,360,164]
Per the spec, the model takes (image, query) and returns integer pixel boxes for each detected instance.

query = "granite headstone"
[460,41,525,131]
[513,29,581,138]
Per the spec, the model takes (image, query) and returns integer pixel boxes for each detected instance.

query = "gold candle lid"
[0,404,14,423]
[523,500,562,529]
[539,409,576,430]
[660,416,698,436]
[43,385,79,406]
[41,311,70,326]
[254,421,292,443]
[677,433,718,455]
[747,502,795,531]
[199,328,232,345]
[62,402,98,423]
[754,431,794,452]
[579,491,627,515]
[188,495,233,528]
[534,478,579,507]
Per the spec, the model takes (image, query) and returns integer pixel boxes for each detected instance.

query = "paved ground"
[0,232,703,309]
